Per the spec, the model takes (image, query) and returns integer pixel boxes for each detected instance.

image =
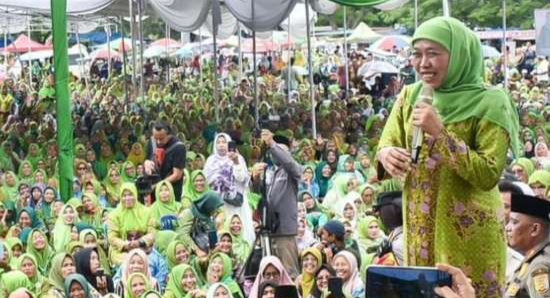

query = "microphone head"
[419,84,433,105]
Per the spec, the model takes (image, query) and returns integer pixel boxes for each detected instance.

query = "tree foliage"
[317,0,550,32]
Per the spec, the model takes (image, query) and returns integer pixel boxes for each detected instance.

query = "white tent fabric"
[148,0,212,32]
[280,3,317,40]
[347,22,380,44]
[196,6,239,40]
[310,0,339,15]
[224,0,299,32]
[374,0,407,11]
[0,13,27,34]
[0,0,116,15]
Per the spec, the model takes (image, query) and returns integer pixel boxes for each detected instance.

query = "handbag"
[191,218,212,253]
[223,191,244,207]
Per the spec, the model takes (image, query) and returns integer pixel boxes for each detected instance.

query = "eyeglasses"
[78,167,87,170]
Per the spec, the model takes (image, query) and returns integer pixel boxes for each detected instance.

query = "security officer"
[505,191,550,298]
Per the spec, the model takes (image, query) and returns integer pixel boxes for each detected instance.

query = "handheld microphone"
[411,85,434,164]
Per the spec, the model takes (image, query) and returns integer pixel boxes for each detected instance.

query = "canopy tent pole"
[27,13,32,89]
[305,0,316,138]
[120,16,129,104]
[3,28,7,67]
[502,0,508,88]
[129,0,136,87]
[199,28,203,86]
[238,22,242,80]
[165,22,170,84]
[252,0,259,127]
[287,19,291,102]
[343,6,349,97]
[138,0,145,99]
[415,0,418,29]
[106,24,111,79]
[50,0,75,202]
[212,2,220,122]
[75,22,92,101]
[442,0,450,17]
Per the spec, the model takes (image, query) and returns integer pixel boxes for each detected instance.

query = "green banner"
[329,0,390,7]
[50,0,74,202]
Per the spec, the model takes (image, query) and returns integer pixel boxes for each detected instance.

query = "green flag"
[50,0,74,201]
[328,0,389,6]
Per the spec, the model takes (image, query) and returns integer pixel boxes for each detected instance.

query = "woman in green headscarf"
[0,270,32,296]
[103,167,123,206]
[26,144,44,169]
[199,252,243,298]
[165,240,193,270]
[510,157,535,183]
[357,216,386,269]
[6,237,23,268]
[33,169,48,190]
[53,204,80,252]
[18,160,35,186]
[528,170,550,200]
[1,171,19,202]
[79,229,110,275]
[17,253,47,293]
[296,248,323,298]
[125,272,152,298]
[356,184,377,215]
[181,170,210,209]
[178,191,223,255]
[79,192,103,234]
[322,175,352,217]
[150,181,182,230]
[120,161,137,183]
[224,214,252,265]
[127,143,146,166]
[26,229,55,276]
[376,17,519,297]
[63,274,97,298]
[106,183,155,266]
[163,264,204,298]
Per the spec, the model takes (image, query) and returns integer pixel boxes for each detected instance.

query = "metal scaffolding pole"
[305,0,316,138]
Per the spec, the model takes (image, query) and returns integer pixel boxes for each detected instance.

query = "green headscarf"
[529,170,550,193]
[192,191,223,221]
[0,270,32,293]
[26,229,55,275]
[17,253,46,291]
[155,230,177,256]
[2,171,19,201]
[64,274,93,298]
[109,182,152,240]
[512,158,536,177]
[182,170,211,204]
[166,240,193,270]
[224,214,252,265]
[53,204,79,252]
[412,17,520,156]
[6,237,23,269]
[206,253,242,298]
[165,264,202,298]
[357,216,385,266]
[18,160,35,186]
[125,272,152,298]
[151,180,181,223]
[26,143,44,169]
[103,167,123,203]
[120,161,137,183]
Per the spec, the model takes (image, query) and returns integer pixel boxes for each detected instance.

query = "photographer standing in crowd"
[144,122,186,200]
[252,129,303,278]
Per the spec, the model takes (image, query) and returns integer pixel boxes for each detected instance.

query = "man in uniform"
[373,191,404,266]
[505,190,550,298]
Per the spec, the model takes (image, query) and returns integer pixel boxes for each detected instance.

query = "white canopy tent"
[347,22,380,44]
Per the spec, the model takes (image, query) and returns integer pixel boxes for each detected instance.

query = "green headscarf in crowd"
[109,183,152,240]
[16,253,46,292]
[18,160,35,186]
[2,171,19,201]
[64,274,94,298]
[165,240,193,270]
[182,170,211,204]
[0,270,32,294]
[224,214,252,265]
[25,229,55,275]
[512,158,535,177]
[165,264,203,298]
[151,180,181,224]
[125,272,152,298]
[411,17,520,156]
[529,170,550,194]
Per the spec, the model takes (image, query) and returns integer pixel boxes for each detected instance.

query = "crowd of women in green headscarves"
[0,12,547,298]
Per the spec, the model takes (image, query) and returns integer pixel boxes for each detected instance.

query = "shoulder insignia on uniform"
[519,263,530,278]
[506,283,520,297]
[532,268,550,295]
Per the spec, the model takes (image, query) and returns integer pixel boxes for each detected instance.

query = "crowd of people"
[0,15,547,298]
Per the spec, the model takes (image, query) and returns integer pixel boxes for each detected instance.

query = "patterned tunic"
[377,85,508,298]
